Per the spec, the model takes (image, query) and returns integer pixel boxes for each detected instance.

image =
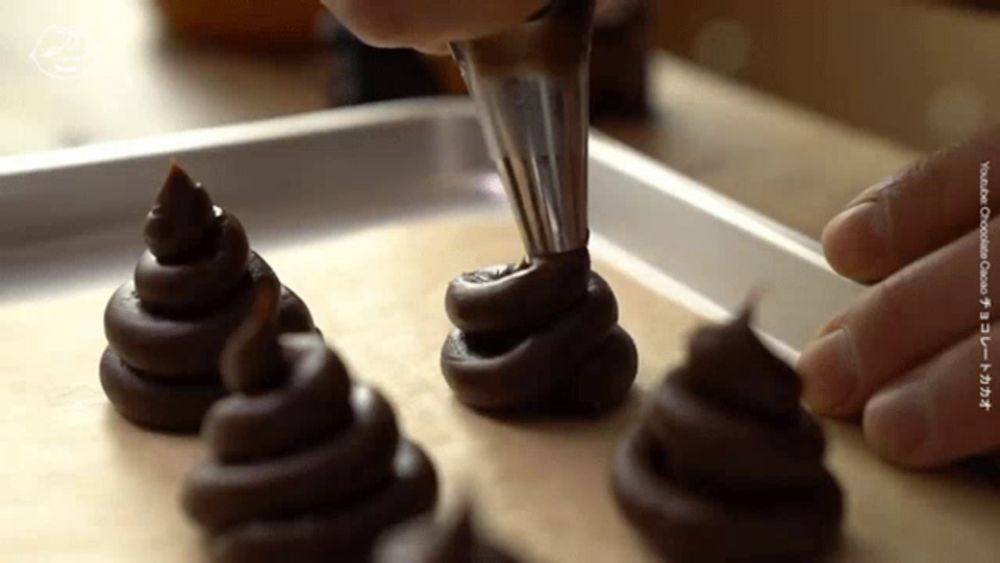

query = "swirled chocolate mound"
[374,505,523,563]
[183,279,438,563]
[100,162,315,433]
[441,249,637,415]
[613,309,843,563]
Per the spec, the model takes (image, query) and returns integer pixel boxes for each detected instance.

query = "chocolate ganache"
[100,162,314,433]
[375,505,523,563]
[183,278,438,563]
[613,309,843,563]
[441,249,637,415]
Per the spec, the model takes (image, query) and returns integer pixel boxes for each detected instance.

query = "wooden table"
[0,0,921,240]
[0,1,329,156]
[600,55,919,238]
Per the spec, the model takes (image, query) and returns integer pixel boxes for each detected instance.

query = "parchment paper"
[1,215,998,563]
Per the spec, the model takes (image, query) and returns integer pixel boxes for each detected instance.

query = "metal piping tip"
[452,0,595,257]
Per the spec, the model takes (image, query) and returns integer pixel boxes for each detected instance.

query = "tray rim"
[0,97,827,265]
[0,98,476,175]
[0,97,862,355]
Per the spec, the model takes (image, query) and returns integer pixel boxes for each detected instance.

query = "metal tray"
[2,98,997,563]
[0,97,859,354]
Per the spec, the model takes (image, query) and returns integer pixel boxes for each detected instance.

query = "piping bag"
[450,0,595,257]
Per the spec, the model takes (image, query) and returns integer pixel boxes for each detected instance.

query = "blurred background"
[3,0,999,237]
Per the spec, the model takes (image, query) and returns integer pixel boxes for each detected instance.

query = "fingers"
[322,0,547,49]
[822,126,1000,284]
[799,218,998,418]
[863,328,1000,468]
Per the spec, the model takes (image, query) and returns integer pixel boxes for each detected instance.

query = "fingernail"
[821,200,892,282]
[797,328,860,416]
[864,381,930,466]
[815,311,847,339]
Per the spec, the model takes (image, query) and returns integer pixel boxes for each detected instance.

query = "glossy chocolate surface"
[183,281,437,563]
[613,310,843,563]
[100,162,314,433]
[441,249,637,415]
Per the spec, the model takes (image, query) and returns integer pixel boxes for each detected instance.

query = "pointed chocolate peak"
[163,159,193,192]
[144,161,218,261]
[735,301,754,327]
[221,276,287,395]
[675,305,802,424]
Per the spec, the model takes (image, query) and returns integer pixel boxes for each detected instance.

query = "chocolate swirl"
[441,249,637,415]
[613,310,843,563]
[183,280,438,563]
[374,505,523,563]
[100,162,315,433]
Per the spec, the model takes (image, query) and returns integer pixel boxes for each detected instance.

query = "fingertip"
[797,328,862,418]
[415,41,452,56]
[821,198,895,284]
[863,379,935,468]
[324,0,425,49]
[815,309,847,339]
[324,0,549,49]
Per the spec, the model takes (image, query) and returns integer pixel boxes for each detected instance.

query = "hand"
[799,127,1000,468]
[321,0,627,53]
[321,0,548,53]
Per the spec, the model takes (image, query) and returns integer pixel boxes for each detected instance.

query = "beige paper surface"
[1,214,998,563]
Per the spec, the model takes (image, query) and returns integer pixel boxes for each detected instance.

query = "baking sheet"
[1,99,998,562]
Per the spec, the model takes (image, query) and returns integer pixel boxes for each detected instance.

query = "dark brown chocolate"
[182,280,438,563]
[100,162,315,433]
[441,249,637,415]
[613,309,843,563]
[374,505,523,563]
